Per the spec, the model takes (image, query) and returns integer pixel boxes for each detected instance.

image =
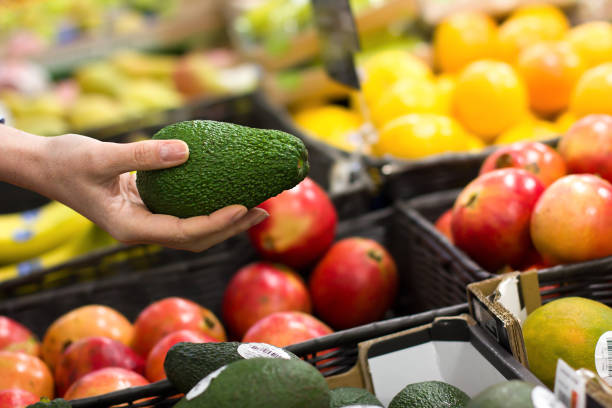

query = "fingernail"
[230,206,248,222]
[244,210,269,228]
[160,141,188,162]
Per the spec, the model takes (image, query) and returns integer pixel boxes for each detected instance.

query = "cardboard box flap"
[355,315,540,405]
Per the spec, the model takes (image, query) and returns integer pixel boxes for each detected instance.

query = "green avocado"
[164,341,300,393]
[329,387,383,407]
[389,381,470,408]
[136,120,309,218]
[173,357,330,408]
[467,380,556,408]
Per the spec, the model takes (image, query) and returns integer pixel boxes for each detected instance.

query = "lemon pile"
[291,5,612,161]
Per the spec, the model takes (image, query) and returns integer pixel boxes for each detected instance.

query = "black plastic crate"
[402,189,612,311]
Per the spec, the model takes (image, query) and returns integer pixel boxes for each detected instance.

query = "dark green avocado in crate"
[136,120,309,218]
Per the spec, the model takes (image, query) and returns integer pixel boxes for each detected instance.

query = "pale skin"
[0,124,269,252]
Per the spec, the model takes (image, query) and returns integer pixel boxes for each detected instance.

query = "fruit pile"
[434,113,612,273]
[291,4,612,160]
[0,49,258,136]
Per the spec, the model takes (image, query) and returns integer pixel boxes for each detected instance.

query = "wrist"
[0,125,52,195]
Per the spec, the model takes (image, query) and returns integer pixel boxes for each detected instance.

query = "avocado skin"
[329,387,383,407]
[466,381,536,408]
[164,341,299,394]
[173,358,330,408]
[136,120,309,218]
[389,381,470,408]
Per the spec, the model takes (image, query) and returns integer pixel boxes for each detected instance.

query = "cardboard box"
[467,272,612,407]
[323,314,541,405]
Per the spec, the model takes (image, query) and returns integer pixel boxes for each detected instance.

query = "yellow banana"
[0,224,118,282]
[0,201,92,264]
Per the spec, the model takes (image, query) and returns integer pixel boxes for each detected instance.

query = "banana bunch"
[0,201,93,265]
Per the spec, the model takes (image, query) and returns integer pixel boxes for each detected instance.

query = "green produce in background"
[173,358,330,408]
[329,387,383,408]
[136,120,309,218]
[389,381,470,408]
[467,380,561,408]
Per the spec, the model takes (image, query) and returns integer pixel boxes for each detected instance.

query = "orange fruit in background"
[570,62,612,118]
[433,11,499,73]
[41,305,133,371]
[498,4,569,63]
[370,77,444,127]
[0,351,54,399]
[453,60,528,141]
[566,21,612,69]
[435,74,457,115]
[373,113,477,159]
[494,117,558,145]
[517,41,586,115]
[555,111,577,132]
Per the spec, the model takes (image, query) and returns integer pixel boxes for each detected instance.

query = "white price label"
[594,331,612,386]
[554,358,586,408]
[532,385,565,408]
[237,343,291,360]
[185,365,227,400]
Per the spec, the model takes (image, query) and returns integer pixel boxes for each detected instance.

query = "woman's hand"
[0,126,268,252]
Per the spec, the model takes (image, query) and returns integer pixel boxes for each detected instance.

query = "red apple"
[63,367,149,400]
[530,174,612,264]
[145,329,217,382]
[434,209,454,242]
[54,336,146,397]
[41,305,133,371]
[0,317,39,356]
[222,262,311,339]
[132,297,225,357]
[451,168,546,272]
[309,238,398,330]
[480,142,567,187]
[242,311,332,347]
[248,178,338,269]
[0,389,38,408]
[0,352,54,399]
[558,114,612,183]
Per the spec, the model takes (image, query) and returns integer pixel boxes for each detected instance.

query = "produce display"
[290,4,612,162]
[1,1,612,407]
[434,113,612,273]
[0,49,258,136]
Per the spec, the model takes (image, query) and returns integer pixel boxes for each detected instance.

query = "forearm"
[0,124,52,195]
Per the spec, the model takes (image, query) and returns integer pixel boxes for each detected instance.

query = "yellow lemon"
[369,77,444,128]
[435,74,457,115]
[360,49,433,107]
[566,21,612,69]
[494,118,559,145]
[373,113,474,160]
[292,105,363,152]
[453,60,528,142]
[569,62,612,118]
[433,11,499,73]
[555,111,577,133]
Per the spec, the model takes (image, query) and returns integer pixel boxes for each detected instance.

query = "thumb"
[109,140,189,173]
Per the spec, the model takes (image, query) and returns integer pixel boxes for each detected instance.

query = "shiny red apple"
[63,367,149,400]
[480,141,567,187]
[242,311,332,347]
[309,238,398,330]
[54,336,145,397]
[145,329,217,382]
[0,389,38,408]
[247,178,337,269]
[222,262,311,339]
[558,114,612,183]
[434,209,454,242]
[0,317,39,356]
[451,168,546,271]
[131,297,225,358]
[531,174,612,264]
